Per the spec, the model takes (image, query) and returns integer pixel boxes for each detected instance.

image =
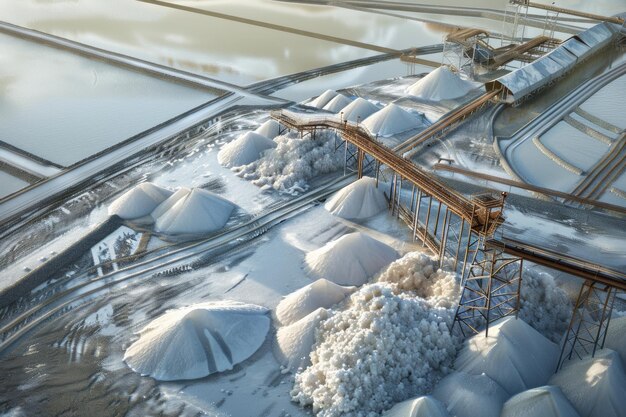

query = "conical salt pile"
[433,372,508,417]
[323,94,352,113]
[108,182,173,220]
[362,103,422,137]
[324,176,387,220]
[255,119,282,139]
[305,232,399,286]
[218,131,276,168]
[153,188,235,235]
[124,301,270,381]
[501,386,581,417]
[308,89,338,109]
[406,66,478,100]
[604,316,626,365]
[339,97,379,123]
[276,308,328,371]
[382,396,450,417]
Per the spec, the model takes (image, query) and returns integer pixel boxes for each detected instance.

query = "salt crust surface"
[339,98,380,123]
[108,182,173,220]
[276,278,356,326]
[324,176,388,220]
[234,131,344,195]
[124,301,270,381]
[153,188,235,235]
[304,232,399,286]
[276,307,329,371]
[501,385,581,417]
[432,371,509,417]
[454,316,559,395]
[323,94,353,113]
[292,283,457,417]
[406,66,479,101]
[217,131,276,168]
[549,349,626,417]
[382,396,450,417]
[255,119,282,139]
[362,103,422,137]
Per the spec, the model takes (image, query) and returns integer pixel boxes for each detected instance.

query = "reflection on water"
[0,171,30,199]
[0,32,216,167]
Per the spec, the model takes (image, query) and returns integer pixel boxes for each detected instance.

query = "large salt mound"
[218,131,277,168]
[154,188,235,235]
[324,176,388,220]
[604,316,626,365]
[292,283,457,417]
[108,182,173,220]
[309,89,338,108]
[549,349,626,417]
[501,386,581,417]
[455,316,559,395]
[339,97,379,123]
[322,94,352,113]
[383,396,450,417]
[406,66,478,101]
[124,301,270,381]
[151,187,190,220]
[276,308,328,371]
[254,119,282,139]
[432,372,508,417]
[362,103,422,137]
[377,251,459,309]
[276,278,355,325]
[304,232,399,286]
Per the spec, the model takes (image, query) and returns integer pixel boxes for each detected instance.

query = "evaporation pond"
[0,32,219,167]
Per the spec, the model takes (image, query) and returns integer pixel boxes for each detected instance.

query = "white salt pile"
[322,94,352,113]
[432,372,508,417]
[255,119,282,139]
[382,396,450,417]
[324,176,388,220]
[276,308,329,371]
[234,131,344,195]
[108,182,173,220]
[501,385,581,417]
[518,268,571,342]
[362,103,422,137]
[377,251,459,309]
[309,89,338,108]
[549,349,626,417]
[406,66,479,101]
[292,283,457,417]
[153,188,235,235]
[151,187,190,220]
[217,131,276,168]
[454,316,559,395]
[276,278,355,325]
[604,316,626,365]
[339,97,379,123]
[124,301,270,381]
[304,232,399,286]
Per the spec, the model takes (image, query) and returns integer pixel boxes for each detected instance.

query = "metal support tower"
[501,1,527,47]
[556,281,618,371]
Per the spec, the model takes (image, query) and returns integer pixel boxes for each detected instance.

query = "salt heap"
[406,66,478,101]
[218,131,277,168]
[323,176,388,220]
[432,372,509,417]
[276,308,328,371]
[339,97,379,123]
[362,103,422,137]
[276,278,355,325]
[153,188,235,235]
[322,94,352,113]
[108,182,173,220]
[309,89,338,108]
[604,316,626,365]
[549,349,626,417]
[304,232,399,286]
[124,301,270,381]
[377,251,459,309]
[151,187,190,220]
[454,316,559,395]
[255,119,282,139]
[382,396,450,417]
[501,385,581,417]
